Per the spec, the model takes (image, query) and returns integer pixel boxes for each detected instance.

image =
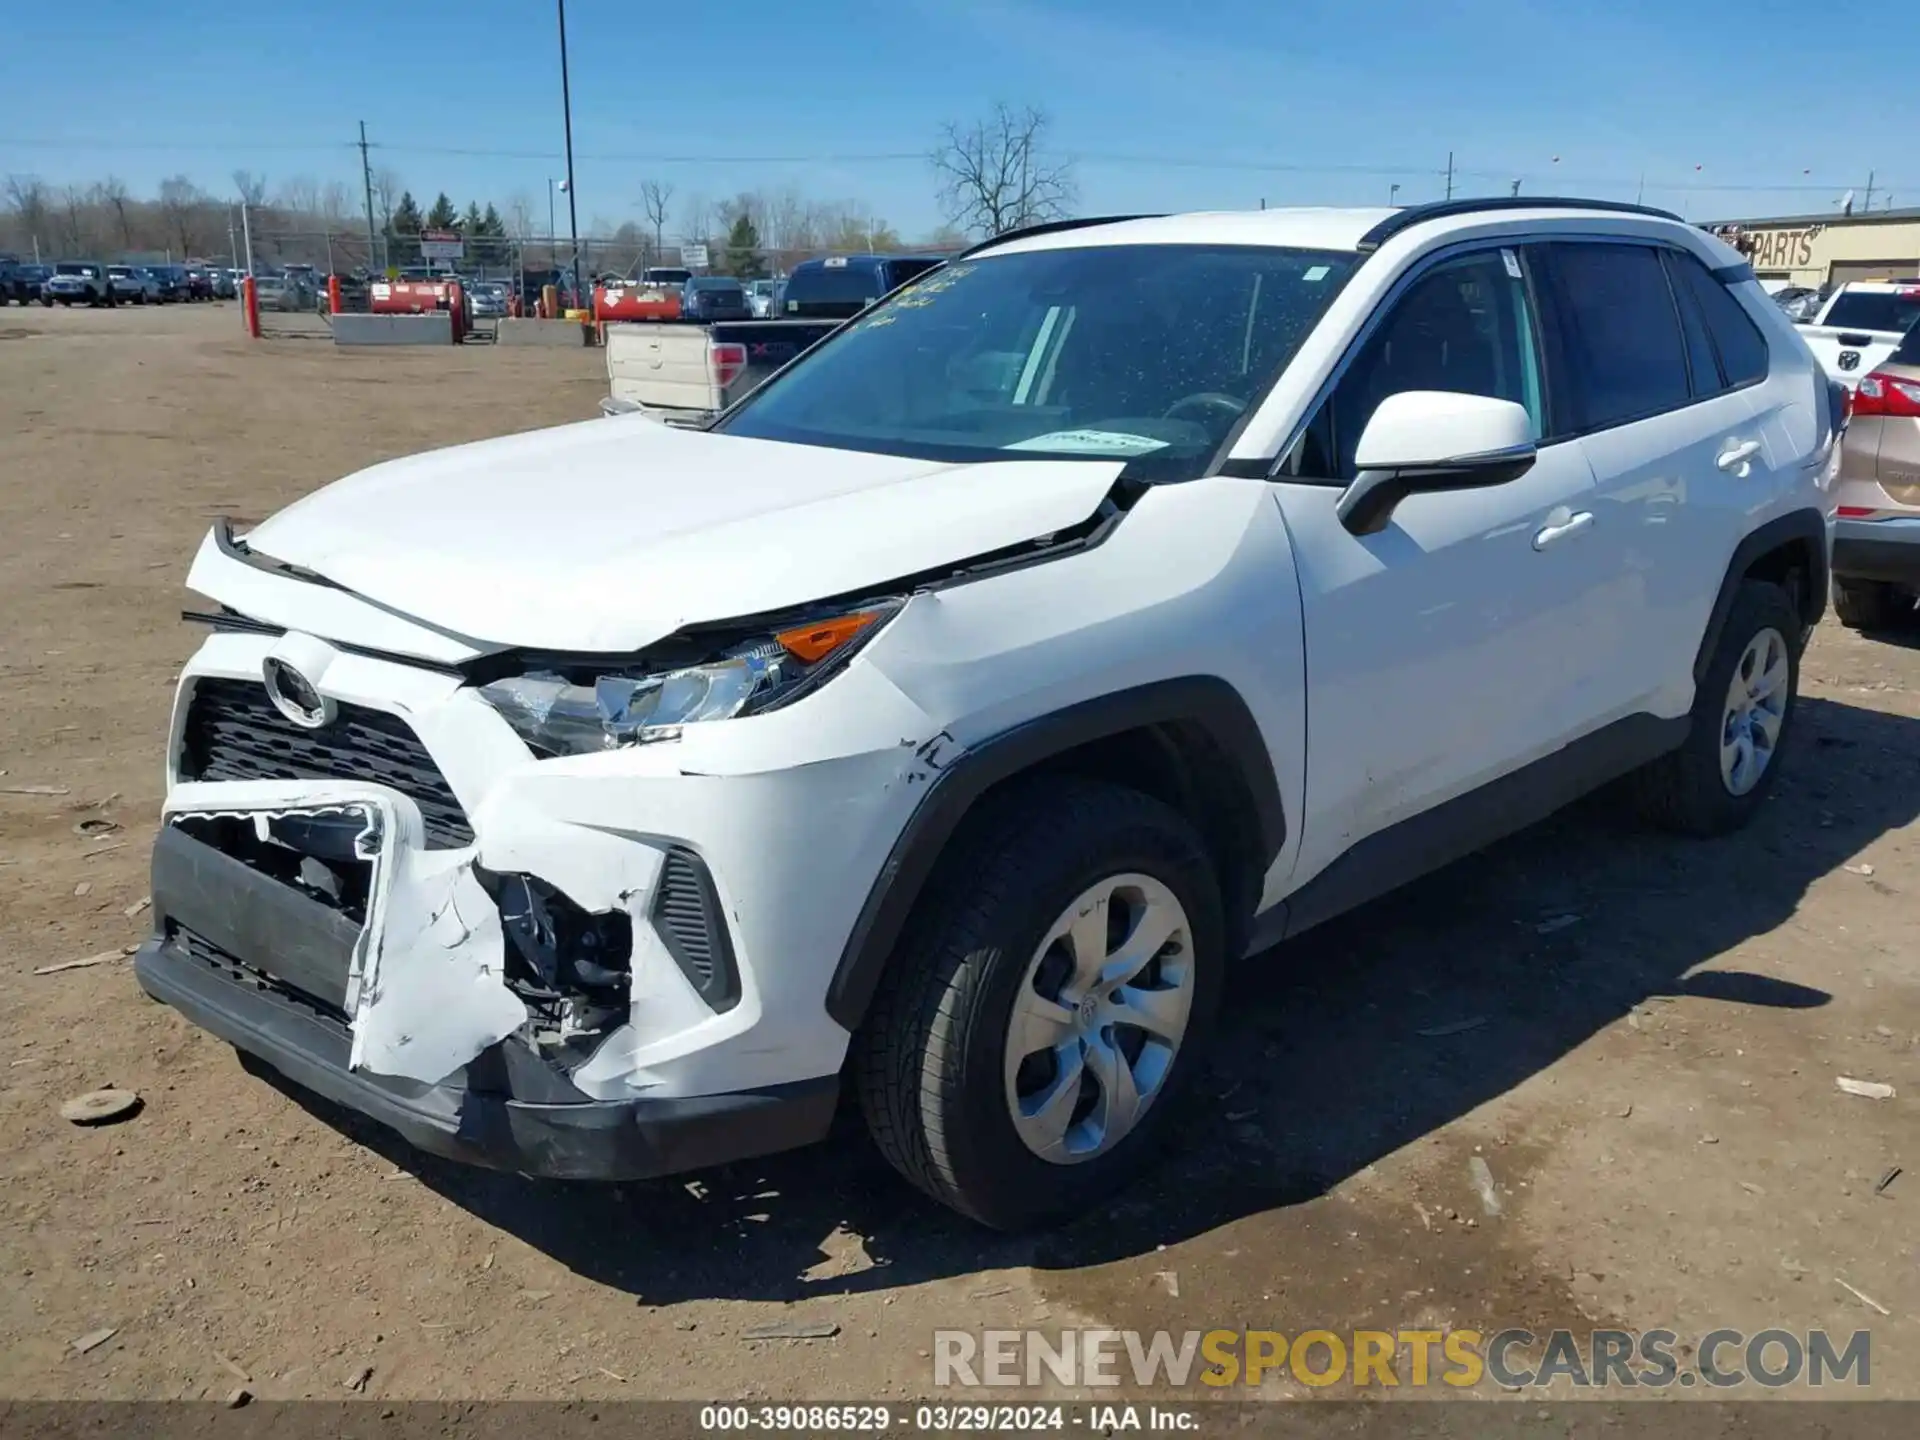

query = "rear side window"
[1541,243,1691,430]
[1672,253,1769,387]
[1891,322,1920,365]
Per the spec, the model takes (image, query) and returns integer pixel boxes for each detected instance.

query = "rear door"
[1532,240,1771,721]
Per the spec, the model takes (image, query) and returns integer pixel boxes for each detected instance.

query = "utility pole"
[1864,169,1876,212]
[227,207,238,269]
[358,121,380,275]
[1389,183,1400,206]
[1445,151,1455,201]
[239,199,254,276]
[1636,172,1646,205]
[557,0,582,305]
[1510,178,1521,197]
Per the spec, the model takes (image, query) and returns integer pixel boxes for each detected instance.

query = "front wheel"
[853,778,1224,1230]
[1632,580,1800,836]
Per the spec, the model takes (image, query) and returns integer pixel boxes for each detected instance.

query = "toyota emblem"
[263,657,335,729]
[1839,350,1861,372]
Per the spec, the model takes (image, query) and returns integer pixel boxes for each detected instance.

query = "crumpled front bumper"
[134,927,836,1181]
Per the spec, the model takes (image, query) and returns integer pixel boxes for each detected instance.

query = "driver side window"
[1292,249,1544,481]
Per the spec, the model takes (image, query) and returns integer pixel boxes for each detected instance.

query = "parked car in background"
[107,265,162,304]
[779,253,945,318]
[212,269,238,299]
[1,259,53,304]
[1797,281,1920,385]
[468,281,508,318]
[1772,285,1823,323]
[183,264,216,300]
[44,262,112,306]
[144,264,187,303]
[254,272,316,312]
[642,266,693,287]
[680,275,752,321]
[747,278,779,317]
[1829,320,1920,629]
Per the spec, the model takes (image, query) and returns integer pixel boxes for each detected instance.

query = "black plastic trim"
[1833,536,1920,585]
[651,847,742,1014]
[1275,712,1689,940]
[824,676,1284,1031]
[1710,261,1757,284]
[138,932,836,1181]
[180,609,470,679]
[152,823,360,1011]
[956,214,1165,260]
[1357,197,1684,253]
[1693,508,1830,684]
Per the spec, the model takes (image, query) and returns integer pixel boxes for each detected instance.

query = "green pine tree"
[461,201,483,234]
[724,213,766,279]
[426,192,458,230]
[388,191,424,268]
[481,203,505,238]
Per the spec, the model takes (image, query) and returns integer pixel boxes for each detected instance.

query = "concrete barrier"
[331,313,455,347]
[496,317,590,348]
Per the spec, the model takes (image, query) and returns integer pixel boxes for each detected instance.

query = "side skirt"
[1246,711,1690,952]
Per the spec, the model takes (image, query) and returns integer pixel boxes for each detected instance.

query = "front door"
[1270,244,1609,894]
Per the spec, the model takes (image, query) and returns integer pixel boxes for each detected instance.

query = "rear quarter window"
[1672,253,1769,387]
[1823,290,1920,333]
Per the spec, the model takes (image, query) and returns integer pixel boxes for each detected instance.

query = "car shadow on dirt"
[260,694,1920,1304]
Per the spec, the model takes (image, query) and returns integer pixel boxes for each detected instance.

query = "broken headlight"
[476,602,898,756]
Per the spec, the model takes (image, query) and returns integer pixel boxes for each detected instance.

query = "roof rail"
[956,214,1166,260]
[1356,196,1686,253]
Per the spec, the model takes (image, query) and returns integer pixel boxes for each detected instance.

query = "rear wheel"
[1633,580,1800,836]
[1832,577,1905,630]
[853,779,1224,1230]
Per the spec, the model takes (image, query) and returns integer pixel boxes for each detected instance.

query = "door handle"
[1533,511,1594,550]
[1717,439,1763,474]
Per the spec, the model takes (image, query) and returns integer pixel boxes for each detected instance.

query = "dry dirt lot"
[0,302,1916,1405]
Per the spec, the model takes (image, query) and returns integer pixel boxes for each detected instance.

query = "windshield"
[781,262,887,315]
[690,278,743,292]
[721,243,1357,478]
[1823,290,1920,333]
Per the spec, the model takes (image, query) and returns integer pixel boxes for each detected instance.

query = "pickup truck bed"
[604,318,840,425]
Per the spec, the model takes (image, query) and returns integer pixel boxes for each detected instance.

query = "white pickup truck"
[1797,281,1920,386]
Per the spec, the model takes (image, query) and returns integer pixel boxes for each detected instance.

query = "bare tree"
[231,169,268,207]
[639,179,674,259]
[98,176,134,247]
[931,103,1076,238]
[372,168,401,233]
[158,176,205,255]
[679,192,713,254]
[58,186,88,253]
[4,175,53,256]
[505,189,536,240]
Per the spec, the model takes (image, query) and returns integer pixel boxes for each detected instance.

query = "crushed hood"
[234,415,1123,652]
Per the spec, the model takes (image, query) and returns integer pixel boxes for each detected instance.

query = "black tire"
[852,777,1225,1230]
[1632,580,1801,836]
[40,295,53,307]
[1832,577,1904,631]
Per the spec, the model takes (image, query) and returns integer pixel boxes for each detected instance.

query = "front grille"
[651,848,739,1012]
[179,677,473,848]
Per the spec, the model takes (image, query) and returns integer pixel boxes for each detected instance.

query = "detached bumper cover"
[136,825,838,1181]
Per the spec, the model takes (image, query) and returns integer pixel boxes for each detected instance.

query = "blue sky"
[0,0,1901,238]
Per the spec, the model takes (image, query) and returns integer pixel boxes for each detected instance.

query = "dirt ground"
[0,302,1915,1405]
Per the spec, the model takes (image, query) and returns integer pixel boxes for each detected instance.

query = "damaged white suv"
[142,200,1837,1229]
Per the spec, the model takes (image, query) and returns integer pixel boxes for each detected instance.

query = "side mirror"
[1337,391,1537,536]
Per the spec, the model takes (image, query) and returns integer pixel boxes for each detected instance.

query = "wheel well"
[983,722,1268,956]
[1743,536,1819,629]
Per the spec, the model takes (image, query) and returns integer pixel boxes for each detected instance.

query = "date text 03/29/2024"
[697,1404,1198,1432]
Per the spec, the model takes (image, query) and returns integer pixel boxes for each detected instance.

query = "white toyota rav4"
[142,200,1840,1229]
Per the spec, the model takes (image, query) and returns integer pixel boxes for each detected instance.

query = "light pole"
[556,0,582,307]
[547,178,557,264]
[1389,183,1401,206]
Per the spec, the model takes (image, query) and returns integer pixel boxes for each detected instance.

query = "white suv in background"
[141,199,1838,1229]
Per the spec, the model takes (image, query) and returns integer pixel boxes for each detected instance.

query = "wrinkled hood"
[232,415,1123,652]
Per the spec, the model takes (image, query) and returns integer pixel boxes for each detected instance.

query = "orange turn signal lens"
[775,610,882,664]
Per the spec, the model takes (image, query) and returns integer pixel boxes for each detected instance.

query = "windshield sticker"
[1303,265,1331,282]
[1005,429,1171,456]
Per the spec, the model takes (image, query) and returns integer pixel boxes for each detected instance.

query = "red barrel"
[593,283,681,323]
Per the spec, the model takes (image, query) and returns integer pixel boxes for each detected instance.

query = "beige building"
[1706,208,1920,289]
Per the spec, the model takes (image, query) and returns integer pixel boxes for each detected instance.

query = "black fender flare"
[1692,508,1828,684]
[824,676,1285,1032]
